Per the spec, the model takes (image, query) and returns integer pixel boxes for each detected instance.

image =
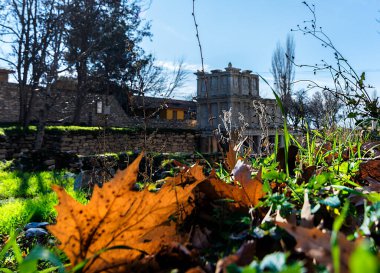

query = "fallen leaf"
[363,176,380,192]
[215,240,256,273]
[302,165,316,183]
[359,159,380,181]
[225,143,238,172]
[155,242,201,272]
[197,175,250,210]
[361,141,380,158]
[197,167,264,210]
[349,176,380,206]
[342,146,357,161]
[320,142,336,165]
[48,154,202,272]
[276,145,299,175]
[277,222,356,273]
[166,163,206,186]
[189,163,207,182]
[190,225,211,249]
[232,160,265,206]
[185,266,207,273]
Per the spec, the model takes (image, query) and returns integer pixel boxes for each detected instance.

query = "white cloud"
[155,60,210,73]
[171,81,197,100]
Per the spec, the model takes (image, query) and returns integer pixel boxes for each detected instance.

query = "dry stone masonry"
[0,129,196,160]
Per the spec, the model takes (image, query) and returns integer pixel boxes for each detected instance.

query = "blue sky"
[141,0,380,99]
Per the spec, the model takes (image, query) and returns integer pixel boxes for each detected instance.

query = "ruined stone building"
[0,64,283,154]
[0,69,196,129]
[196,63,283,153]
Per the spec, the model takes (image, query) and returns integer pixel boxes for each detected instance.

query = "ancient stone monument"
[195,63,283,153]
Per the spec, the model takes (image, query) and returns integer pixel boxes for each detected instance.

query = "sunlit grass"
[0,169,87,235]
[0,171,72,199]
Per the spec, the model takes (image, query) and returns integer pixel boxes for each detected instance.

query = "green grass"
[0,194,56,234]
[0,124,196,137]
[0,170,71,199]
[0,125,138,135]
[0,169,87,235]
[45,125,137,134]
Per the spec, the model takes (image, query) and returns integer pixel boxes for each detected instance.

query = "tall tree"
[305,90,342,129]
[64,0,151,124]
[321,89,343,127]
[306,91,324,129]
[289,89,308,129]
[271,34,295,120]
[0,0,67,128]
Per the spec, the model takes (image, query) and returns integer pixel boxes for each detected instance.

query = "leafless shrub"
[252,100,272,155]
[216,108,248,153]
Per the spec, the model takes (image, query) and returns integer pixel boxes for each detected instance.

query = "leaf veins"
[48,154,201,272]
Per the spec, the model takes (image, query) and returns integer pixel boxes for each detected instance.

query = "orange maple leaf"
[48,154,201,272]
[166,161,265,211]
[198,167,264,209]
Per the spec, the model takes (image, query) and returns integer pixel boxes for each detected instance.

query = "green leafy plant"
[227,252,305,273]
[0,231,65,273]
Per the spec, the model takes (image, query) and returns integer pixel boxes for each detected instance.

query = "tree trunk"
[72,89,84,125]
[19,85,26,125]
[34,96,54,150]
[24,85,37,128]
[72,59,87,125]
[34,111,46,150]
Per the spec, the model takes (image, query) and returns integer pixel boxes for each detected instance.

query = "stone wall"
[0,82,130,126]
[0,129,198,160]
[0,82,19,123]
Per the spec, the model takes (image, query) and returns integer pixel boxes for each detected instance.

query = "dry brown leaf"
[320,142,337,165]
[155,242,201,272]
[189,163,207,182]
[276,145,299,175]
[361,141,380,157]
[277,222,356,273]
[185,266,207,273]
[363,176,380,193]
[166,163,206,186]
[349,176,380,206]
[225,143,238,173]
[360,159,380,181]
[232,160,264,206]
[190,225,211,249]
[215,240,256,273]
[196,177,264,213]
[302,165,316,183]
[197,176,250,210]
[48,154,202,272]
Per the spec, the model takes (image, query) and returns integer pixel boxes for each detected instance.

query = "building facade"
[0,70,196,128]
[0,64,284,154]
[196,63,283,153]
